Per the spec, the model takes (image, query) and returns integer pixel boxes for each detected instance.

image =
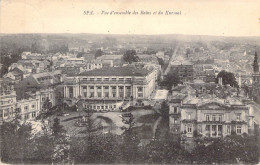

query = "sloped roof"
[78,66,150,77]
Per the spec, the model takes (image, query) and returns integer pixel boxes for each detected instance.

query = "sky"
[1,0,260,36]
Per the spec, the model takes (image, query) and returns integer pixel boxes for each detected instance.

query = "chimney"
[238,74,241,88]
[218,77,223,86]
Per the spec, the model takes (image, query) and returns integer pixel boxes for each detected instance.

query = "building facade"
[179,100,252,138]
[170,63,194,83]
[63,66,156,101]
[0,79,16,123]
[16,96,41,121]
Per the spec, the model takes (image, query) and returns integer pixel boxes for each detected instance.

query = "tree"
[141,139,191,164]
[52,117,65,137]
[216,70,238,88]
[160,101,169,117]
[123,50,139,64]
[1,118,33,163]
[120,113,141,163]
[43,98,52,113]
[191,135,260,164]
[161,71,180,90]
[94,49,103,59]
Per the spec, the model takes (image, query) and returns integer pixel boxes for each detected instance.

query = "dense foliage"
[1,116,259,164]
[216,70,238,88]
[161,71,181,90]
[123,50,139,64]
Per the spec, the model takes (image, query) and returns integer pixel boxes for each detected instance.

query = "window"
[105,92,109,98]
[97,92,102,97]
[236,114,241,121]
[138,93,143,98]
[24,106,28,111]
[174,107,177,113]
[218,115,222,122]
[112,78,117,81]
[25,114,29,120]
[218,125,222,132]
[138,87,143,92]
[236,125,242,134]
[90,92,94,97]
[32,112,36,117]
[206,115,210,121]
[227,125,231,134]
[212,115,216,121]
[97,106,100,109]
[31,104,35,108]
[119,78,124,82]
[104,78,109,81]
[187,125,192,133]
[97,78,102,81]
[206,125,210,131]
[212,125,216,131]
[90,78,95,81]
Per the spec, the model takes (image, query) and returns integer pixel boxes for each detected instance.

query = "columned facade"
[63,67,156,101]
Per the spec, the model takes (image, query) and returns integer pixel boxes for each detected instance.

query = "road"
[164,43,180,75]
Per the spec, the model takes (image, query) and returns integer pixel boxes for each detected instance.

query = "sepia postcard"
[0,0,260,164]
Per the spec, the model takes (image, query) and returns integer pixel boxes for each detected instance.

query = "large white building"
[0,78,16,123]
[63,66,156,101]
[16,95,41,121]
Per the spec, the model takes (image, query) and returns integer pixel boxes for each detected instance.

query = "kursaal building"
[63,66,156,111]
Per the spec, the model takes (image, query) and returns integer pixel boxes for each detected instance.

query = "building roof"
[78,66,150,77]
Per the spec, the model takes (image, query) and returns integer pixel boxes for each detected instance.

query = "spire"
[253,52,259,73]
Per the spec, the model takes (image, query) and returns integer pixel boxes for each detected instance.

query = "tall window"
[174,107,177,113]
[206,115,210,121]
[206,125,210,131]
[227,125,231,134]
[212,115,216,121]
[236,125,242,134]
[212,125,216,131]
[218,115,222,122]
[187,125,192,133]
[218,125,222,132]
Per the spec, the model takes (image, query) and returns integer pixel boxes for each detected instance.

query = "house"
[0,78,16,124]
[14,71,63,112]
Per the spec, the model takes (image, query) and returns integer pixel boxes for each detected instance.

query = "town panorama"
[0,34,260,164]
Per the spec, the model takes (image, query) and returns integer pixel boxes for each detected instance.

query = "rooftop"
[78,66,150,77]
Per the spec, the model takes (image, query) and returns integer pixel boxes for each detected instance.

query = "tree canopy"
[123,50,139,64]
[216,70,238,88]
[161,71,181,90]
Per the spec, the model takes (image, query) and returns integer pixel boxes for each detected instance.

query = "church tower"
[253,52,259,73]
[252,51,260,102]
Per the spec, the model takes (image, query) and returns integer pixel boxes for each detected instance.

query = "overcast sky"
[1,0,260,36]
